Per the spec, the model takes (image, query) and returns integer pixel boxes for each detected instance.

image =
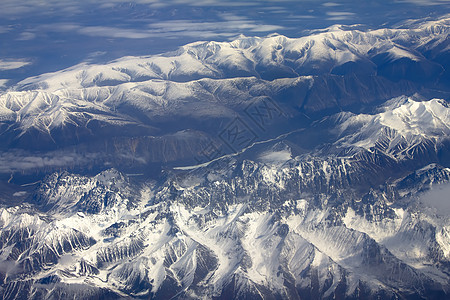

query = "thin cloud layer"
[0,80,8,89]
[326,11,356,21]
[0,151,100,174]
[419,183,450,217]
[398,0,450,6]
[0,60,30,71]
[78,26,156,39]
[28,12,285,41]
[322,2,341,7]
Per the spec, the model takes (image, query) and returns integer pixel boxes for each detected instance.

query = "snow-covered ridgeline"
[0,165,448,299]
[12,16,449,92]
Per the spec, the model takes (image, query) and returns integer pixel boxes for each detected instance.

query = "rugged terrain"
[0,16,449,299]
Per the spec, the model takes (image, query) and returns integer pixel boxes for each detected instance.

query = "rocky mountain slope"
[0,96,448,299]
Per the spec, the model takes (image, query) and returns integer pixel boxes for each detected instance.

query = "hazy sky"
[0,0,449,86]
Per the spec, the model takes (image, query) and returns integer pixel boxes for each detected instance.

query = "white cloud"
[0,0,287,36]
[13,191,27,197]
[419,183,450,217]
[16,32,36,41]
[250,25,285,32]
[326,11,356,21]
[188,0,259,7]
[322,2,341,7]
[0,79,8,89]
[0,2,32,16]
[28,11,285,41]
[0,26,10,34]
[0,59,31,71]
[0,0,287,18]
[397,0,450,6]
[286,15,316,19]
[327,12,356,16]
[146,14,285,37]
[78,26,155,39]
[0,150,100,174]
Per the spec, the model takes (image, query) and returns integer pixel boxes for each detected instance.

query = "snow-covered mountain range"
[0,16,449,299]
[0,16,448,153]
